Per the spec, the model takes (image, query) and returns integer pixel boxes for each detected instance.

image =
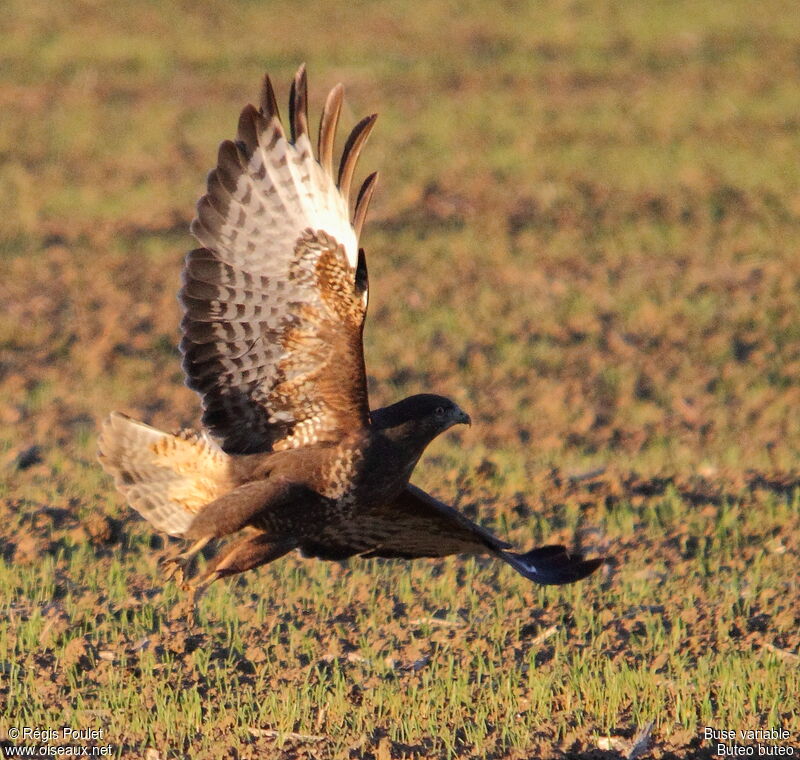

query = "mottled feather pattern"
[97,413,233,537]
[181,74,374,454]
[308,233,368,326]
[320,443,363,500]
[262,230,369,450]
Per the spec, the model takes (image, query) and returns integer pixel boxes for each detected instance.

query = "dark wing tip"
[289,63,309,143]
[503,545,606,585]
[259,74,280,121]
[236,103,265,158]
[337,113,378,203]
[318,83,344,176]
[353,171,378,240]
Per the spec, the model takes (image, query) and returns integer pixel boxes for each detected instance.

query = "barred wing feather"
[181,66,378,454]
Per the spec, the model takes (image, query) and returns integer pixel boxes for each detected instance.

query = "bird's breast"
[319,442,365,501]
[317,436,413,515]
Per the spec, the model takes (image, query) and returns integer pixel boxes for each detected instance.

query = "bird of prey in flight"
[98,66,604,605]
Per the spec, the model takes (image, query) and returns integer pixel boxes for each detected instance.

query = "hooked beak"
[456,407,472,427]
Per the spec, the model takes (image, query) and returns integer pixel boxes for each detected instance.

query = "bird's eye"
[435,406,445,416]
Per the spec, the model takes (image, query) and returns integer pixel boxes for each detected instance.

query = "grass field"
[2,0,800,757]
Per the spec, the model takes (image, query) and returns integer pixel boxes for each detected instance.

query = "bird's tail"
[97,412,233,537]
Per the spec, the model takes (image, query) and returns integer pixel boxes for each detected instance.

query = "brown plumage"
[98,67,604,604]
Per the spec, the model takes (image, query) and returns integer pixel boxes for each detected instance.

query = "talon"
[162,556,192,586]
[160,536,213,585]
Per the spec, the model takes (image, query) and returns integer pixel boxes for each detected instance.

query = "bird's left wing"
[358,483,513,559]
[310,484,605,586]
[182,66,378,454]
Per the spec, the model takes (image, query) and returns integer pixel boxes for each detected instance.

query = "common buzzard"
[98,67,603,604]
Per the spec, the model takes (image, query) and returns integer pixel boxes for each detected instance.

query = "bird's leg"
[182,534,295,622]
[161,535,213,584]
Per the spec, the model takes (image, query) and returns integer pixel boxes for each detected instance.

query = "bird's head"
[371,393,471,447]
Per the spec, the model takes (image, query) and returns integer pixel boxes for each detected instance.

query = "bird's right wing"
[182,66,378,454]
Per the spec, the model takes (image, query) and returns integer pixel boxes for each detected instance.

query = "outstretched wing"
[300,484,605,586]
[360,484,513,558]
[181,66,379,454]
[299,484,511,560]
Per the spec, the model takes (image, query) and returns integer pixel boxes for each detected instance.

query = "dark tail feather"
[500,545,604,585]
